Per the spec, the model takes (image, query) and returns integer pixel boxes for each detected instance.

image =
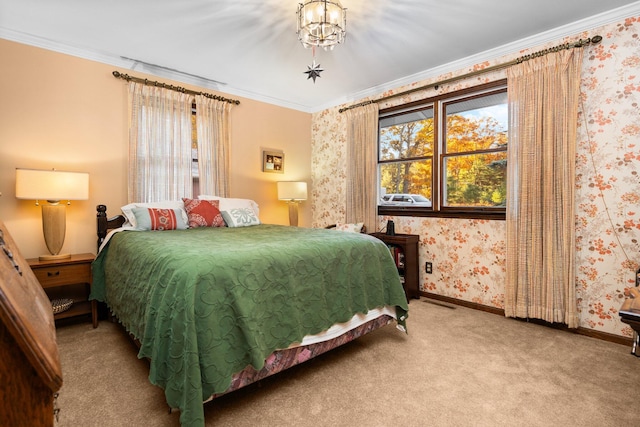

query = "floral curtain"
[505,48,584,328]
[344,103,379,232]
[128,82,194,203]
[195,95,233,197]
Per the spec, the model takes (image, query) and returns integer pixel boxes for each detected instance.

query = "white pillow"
[198,195,260,218]
[335,222,365,233]
[221,208,261,227]
[121,201,188,228]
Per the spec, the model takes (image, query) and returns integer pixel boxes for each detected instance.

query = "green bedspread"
[91,224,408,427]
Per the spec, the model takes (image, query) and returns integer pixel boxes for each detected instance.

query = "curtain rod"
[112,71,240,105]
[338,35,602,113]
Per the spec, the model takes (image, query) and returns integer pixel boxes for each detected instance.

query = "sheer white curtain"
[195,95,233,197]
[345,103,379,231]
[128,82,194,203]
[505,48,584,328]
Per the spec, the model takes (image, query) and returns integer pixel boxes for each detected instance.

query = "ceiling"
[1,0,639,112]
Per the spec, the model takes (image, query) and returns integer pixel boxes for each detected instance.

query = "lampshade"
[277,182,308,201]
[16,168,89,202]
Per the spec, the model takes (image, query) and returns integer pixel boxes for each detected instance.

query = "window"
[191,106,199,194]
[378,81,508,219]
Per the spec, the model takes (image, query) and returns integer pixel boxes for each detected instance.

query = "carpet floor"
[55,299,640,426]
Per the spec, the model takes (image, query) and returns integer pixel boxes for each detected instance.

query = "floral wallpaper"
[311,15,640,338]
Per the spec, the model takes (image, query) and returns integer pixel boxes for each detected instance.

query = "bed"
[90,200,409,426]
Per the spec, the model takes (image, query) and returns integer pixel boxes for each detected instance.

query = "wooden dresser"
[0,219,63,426]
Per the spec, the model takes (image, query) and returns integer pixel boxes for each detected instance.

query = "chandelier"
[296,0,347,51]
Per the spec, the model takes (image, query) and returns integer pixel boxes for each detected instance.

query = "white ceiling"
[1,0,639,112]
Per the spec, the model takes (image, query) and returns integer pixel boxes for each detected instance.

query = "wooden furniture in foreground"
[0,219,63,426]
[620,278,640,356]
[370,232,420,302]
[28,253,97,328]
[620,311,640,356]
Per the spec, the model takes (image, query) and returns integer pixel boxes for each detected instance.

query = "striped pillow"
[131,207,188,231]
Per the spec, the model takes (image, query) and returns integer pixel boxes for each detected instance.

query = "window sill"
[378,206,505,220]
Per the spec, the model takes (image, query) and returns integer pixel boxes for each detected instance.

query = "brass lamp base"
[288,201,300,227]
[39,253,71,262]
[41,203,68,260]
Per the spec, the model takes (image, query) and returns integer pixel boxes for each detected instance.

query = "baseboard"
[421,291,633,347]
[422,292,504,315]
[575,326,632,346]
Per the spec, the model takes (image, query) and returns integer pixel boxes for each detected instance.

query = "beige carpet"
[55,299,640,426]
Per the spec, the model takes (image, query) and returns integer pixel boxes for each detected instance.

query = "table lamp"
[16,168,89,260]
[277,181,307,226]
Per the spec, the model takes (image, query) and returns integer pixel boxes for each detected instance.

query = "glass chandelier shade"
[297,0,347,51]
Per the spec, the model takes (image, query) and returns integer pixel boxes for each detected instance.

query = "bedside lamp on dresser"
[277,181,307,226]
[15,168,96,327]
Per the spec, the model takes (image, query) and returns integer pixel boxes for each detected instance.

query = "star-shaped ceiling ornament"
[304,60,324,83]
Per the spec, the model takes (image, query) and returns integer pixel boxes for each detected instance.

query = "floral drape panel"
[345,103,379,232]
[505,48,584,328]
[128,82,194,203]
[195,95,233,197]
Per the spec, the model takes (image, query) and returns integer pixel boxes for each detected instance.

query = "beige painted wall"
[0,39,312,259]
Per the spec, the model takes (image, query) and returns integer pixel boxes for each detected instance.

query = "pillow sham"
[221,208,261,228]
[121,201,188,228]
[335,222,365,233]
[131,207,188,231]
[182,198,225,228]
[198,195,260,218]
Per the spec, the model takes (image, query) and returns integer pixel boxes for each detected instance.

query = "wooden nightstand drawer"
[32,263,91,288]
[27,253,97,328]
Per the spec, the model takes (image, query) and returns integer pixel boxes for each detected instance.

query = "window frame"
[191,104,200,195]
[377,79,507,220]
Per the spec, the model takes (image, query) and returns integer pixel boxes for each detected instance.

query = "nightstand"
[369,233,420,302]
[27,253,97,328]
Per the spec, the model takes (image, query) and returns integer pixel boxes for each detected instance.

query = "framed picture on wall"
[263,150,284,173]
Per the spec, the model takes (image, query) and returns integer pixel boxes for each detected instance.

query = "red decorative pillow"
[182,198,225,228]
[148,208,178,230]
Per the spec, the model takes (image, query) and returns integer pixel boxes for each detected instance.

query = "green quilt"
[91,224,408,427]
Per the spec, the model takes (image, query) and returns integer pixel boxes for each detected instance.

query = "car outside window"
[381,194,432,206]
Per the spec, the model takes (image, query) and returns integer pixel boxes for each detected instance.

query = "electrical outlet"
[425,262,433,274]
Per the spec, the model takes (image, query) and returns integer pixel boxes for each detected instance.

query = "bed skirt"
[207,314,394,401]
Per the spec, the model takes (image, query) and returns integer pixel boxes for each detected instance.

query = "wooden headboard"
[96,205,126,251]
